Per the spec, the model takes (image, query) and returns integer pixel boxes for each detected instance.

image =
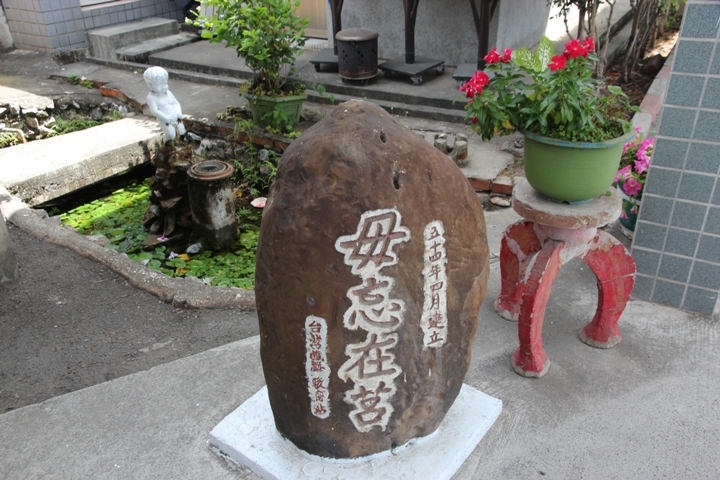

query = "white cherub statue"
[144,66,186,142]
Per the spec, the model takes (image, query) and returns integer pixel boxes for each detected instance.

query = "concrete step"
[0,117,162,206]
[116,32,200,63]
[306,88,466,124]
[148,50,466,114]
[87,18,179,61]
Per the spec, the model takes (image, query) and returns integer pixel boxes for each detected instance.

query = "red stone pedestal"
[495,180,636,378]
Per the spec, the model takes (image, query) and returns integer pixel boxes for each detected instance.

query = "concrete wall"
[337,0,551,67]
[2,0,183,55]
[631,0,720,316]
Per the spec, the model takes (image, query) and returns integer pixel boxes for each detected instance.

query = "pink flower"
[484,47,501,64]
[158,233,168,242]
[459,70,490,99]
[563,39,587,58]
[622,178,642,196]
[619,210,629,219]
[640,138,654,151]
[168,251,178,259]
[500,48,513,63]
[548,54,567,71]
[635,152,650,174]
[615,165,632,182]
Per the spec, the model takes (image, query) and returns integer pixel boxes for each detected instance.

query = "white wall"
[337,0,551,67]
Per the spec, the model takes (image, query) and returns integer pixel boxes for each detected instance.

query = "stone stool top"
[512,179,622,230]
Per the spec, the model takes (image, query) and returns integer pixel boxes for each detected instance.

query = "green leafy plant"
[233,146,279,198]
[67,74,94,89]
[51,117,103,135]
[235,118,254,133]
[261,107,298,134]
[190,0,308,97]
[0,131,19,148]
[461,36,637,142]
[311,84,337,105]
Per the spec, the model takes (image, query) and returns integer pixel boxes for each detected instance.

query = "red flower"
[470,70,490,87]
[484,47,501,64]
[471,116,478,124]
[582,37,594,54]
[459,71,490,99]
[548,55,567,71]
[500,48,513,63]
[563,39,587,59]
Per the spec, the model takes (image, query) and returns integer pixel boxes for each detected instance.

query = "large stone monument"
[254,100,491,458]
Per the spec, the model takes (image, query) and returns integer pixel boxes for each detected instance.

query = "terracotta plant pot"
[523,130,635,203]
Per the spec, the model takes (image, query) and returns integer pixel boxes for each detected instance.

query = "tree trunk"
[620,0,662,83]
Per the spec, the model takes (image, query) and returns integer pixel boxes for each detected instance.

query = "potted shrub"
[613,130,654,237]
[190,0,308,133]
[460,36,637,203]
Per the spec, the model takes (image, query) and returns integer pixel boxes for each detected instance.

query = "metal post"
[330,0,344,55]
[469,0,498,71]
[404,0,419,64]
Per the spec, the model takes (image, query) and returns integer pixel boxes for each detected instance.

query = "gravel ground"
[0,224,259,412]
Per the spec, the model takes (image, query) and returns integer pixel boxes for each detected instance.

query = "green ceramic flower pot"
[523,130,635,203]
[243,91,307,131]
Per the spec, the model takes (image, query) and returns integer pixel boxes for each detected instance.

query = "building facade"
[1,0,185,55]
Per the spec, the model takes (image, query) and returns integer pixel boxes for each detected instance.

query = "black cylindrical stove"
[335,28,379,81]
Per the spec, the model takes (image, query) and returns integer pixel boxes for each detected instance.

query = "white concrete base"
[209,384,502,480]
[0,117,161,206]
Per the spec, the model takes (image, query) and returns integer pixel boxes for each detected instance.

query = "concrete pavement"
[1,259,718,479]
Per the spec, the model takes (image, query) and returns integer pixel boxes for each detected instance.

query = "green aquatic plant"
[59,180,260,289]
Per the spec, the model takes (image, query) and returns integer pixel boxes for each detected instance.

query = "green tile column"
[631,0,720,316]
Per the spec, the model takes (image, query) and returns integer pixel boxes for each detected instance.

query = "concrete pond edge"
[0,186,256,310]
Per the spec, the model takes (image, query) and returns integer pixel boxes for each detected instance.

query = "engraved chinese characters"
[255,100,490,458]
[335,209,410,432]
[422,221,448,347]
[305,316,330,419]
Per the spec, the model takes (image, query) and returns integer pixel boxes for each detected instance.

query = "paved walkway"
[1,251,718,479]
